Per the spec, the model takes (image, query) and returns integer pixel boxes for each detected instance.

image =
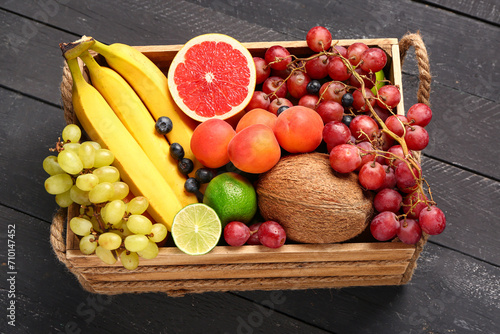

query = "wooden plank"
[80,261,409,282]
[416,0,500,25]
[0,205,331,334]
[236,242,500,334]
[66,242,416,267]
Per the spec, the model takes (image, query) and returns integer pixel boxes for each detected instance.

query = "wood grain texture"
[417,0,500,25]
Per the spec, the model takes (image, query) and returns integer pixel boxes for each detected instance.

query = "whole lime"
[203,172,257,227]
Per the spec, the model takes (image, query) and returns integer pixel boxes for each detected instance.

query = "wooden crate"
[62,39,425,295]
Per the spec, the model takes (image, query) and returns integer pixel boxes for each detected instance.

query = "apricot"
[273,106,324,153]
[227,124,281,174]
[236,108,278,133]
[190,119,235,168]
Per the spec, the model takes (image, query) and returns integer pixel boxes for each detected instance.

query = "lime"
[171,203,222,255]
[203,172,257,227]
[371,70,386,95]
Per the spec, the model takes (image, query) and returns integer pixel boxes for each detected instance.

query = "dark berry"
[195,168,214,184]
[277,105,289,115]
[178,158,194,175]
[341,92,354,108]
[169,143,184,160]
[184,177,200,193]
[155,116,173,135]
[342,115,354,127]
[306,80,321,94]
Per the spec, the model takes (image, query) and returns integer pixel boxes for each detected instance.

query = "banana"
[65,56,182,230]
[89,40,203,173]
[79,51,198,207]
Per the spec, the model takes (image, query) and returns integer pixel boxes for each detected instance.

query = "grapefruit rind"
[168,34,257,123]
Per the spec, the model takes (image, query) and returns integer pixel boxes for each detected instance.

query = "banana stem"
[66,58,86,86]
[89,40,111,57]
[79,51,100,72]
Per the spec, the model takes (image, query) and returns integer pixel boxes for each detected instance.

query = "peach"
[273,105,324,153]
[190,119,235,168]
[236,108,278,133]
[228,124,281,174]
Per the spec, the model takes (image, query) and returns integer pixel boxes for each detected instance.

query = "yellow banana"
[89,40,203,173]
[79,51,198,207]
[65,56,182,230]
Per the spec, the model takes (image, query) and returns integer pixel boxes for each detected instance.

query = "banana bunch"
[61,36,199,230]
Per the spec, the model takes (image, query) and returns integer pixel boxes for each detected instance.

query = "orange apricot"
[235,108,278,133]
[190,119,235,168]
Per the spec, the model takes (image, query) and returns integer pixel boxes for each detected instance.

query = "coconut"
[255,152,374,243]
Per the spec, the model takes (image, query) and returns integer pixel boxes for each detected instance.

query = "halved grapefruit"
[167,34,256,122]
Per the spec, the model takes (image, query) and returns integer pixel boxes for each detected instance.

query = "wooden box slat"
[65,38,419,294]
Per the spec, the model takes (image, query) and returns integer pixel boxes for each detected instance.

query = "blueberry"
[277,105,289,115]
[306,80,321,95]
[184,177,200,193]
[169,143,184,160]
[342,115,354,127]
[178,158,194,175]
[155,116,173,135]
[341,92,354,108]
[195,168,214,184]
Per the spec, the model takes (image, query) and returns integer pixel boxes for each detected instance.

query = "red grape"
[385,115,408,137]
[360,47,387,73]
[407,103,432,127]
[405,125,429,151]
[329,144,362,173]
[370,211,399,241]
[253,56,271,84]
[268,98,293,115]
[287,71,311,99]
[323,121,351,148]
[332,45,348,57]
[384,145,413,167]
[327,56,351,81]
[349,115,379,141]
[319,81,346,103]
[356,141,376,170]
[419,206,446,235]
[264,45,292,71]
[262,76,287,100]
[397,219,422,244]
[352,88,376,112]
[376,165,397,191]
[376,85,401,109]
[224,221,251,246]
[358,161,385,190]
[316,101,344,124]
[246,91,270,111]
[402,191,428,219]
[347,42,369,66]
[349,67,375,89]
[306,26,332,52]
[395,161,421,193]
[258,221,286,248]
[271,67,292,79]
[305,54,329,79]
[374,188,402,213]
[246,222,262,245]
[372,104,391,122]
[373,129,395,151]
[298,94,319,109]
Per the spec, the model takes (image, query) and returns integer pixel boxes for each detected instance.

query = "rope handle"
[398,31,432,106]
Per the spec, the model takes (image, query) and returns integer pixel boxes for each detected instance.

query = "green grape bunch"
[43,124,168,270]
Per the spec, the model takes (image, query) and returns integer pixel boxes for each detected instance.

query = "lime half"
[171,203,222,255]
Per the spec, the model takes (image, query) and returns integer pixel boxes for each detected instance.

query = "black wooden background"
[1,1,499,333]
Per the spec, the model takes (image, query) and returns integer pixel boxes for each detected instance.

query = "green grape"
[98,232,122,250]
[62,124,81,143]
[58,150,83,175]
[95,246,117,265]
[87,141,101,150]
[110,182,129,201]
[75,174,99,191]
[93,166,120,183]
[127,215,153,235]
[90,216,103,233]
[149,223,168,243]
[42,156,65,175]
[69,217,92,236]
[120,221,134,237]
[55,190,73,208]
[63,142,81,154]
[126,196,149,215]
[78,142,96,169]
[44,173,73,195]
[70,185,91,206]
[137,240,159,260]
[124,234,149,252]
[80,205,94,217]
[120,251,139,270]
[88,182,114,204]
[102,200,126,225]
[94,149,114,167]
[79,235,98,255]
